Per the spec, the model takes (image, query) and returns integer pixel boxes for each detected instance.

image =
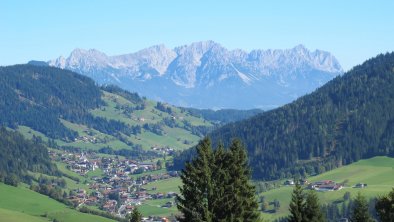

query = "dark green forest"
[0,127,58,186]
[171,53,394,180]
[0,65,148,142]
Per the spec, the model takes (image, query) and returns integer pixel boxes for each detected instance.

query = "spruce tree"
[210,143,230,221]
[288,182,305,222]
[375,188,394,222]
[304,190,325,222]
[351,192,373,222]
[177,138,262,222]
[177,137,214,222]
[130,207,142,222]
[226,139,261,221]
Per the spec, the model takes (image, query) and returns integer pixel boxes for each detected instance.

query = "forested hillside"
[0,128,58,185]
[0,65,215,158]
[0,65,103,139]
[171,53,394,180]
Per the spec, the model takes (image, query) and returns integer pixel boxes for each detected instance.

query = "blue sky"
[1,0,393,70]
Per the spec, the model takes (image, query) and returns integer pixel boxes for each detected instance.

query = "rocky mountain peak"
[47,41,343,109]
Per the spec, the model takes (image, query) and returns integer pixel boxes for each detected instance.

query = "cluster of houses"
[49,150,179,220]
[151,146,175,155]
[284,179,343,191]
[74,135,99,143]
[284,179,368,192]
[308,180,343,191]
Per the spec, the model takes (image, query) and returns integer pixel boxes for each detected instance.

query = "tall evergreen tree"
[210,143,230,221]
[304,191,325,222]
[288,182,305,222]
[351,192,373,222]
[375,188,394,222]
[129,207,142,222]
[226,139,261,221]
[177,137,213,222]
[177,138,261,222]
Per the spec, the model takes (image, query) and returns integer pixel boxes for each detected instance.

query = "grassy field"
[143,177,182,194]
[0,208,50,222]
[0,183,115,222]
[138,201,178,217]
[89,91,210,150]
[139,177,182,217]
[16,90,211,153]
[259,156,394,220]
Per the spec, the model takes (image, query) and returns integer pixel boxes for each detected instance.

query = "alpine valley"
[44,41,343,109]
[1,52,394,222]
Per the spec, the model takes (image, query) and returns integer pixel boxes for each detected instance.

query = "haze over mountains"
[47,41,343,109]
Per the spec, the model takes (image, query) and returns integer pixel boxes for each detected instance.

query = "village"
[49,150,179,222]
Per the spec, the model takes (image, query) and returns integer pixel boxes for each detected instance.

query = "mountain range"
[46,41,343,109]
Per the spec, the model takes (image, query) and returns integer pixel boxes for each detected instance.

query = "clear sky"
[1,0,393,70]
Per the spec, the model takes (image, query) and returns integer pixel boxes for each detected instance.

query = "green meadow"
[0,183,115,222]
[16,90,211,153]
[139,177,182,217]
[259,156,394,220]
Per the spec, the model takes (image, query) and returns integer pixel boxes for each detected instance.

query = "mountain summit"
[48,41,343,109]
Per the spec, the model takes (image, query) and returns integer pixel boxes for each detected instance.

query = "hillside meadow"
[259,156,394,220]
[0,183,115,222]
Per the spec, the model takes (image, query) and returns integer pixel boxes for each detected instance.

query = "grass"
[0,208,50,222]
[138,177,181,217]
[15,90,210,153]
[129,168,167,180]
[259,156,394,220]
[138,202,178,217]
[89,91,210,151]
[142,177,182,194]
[14,89,212,154]
[0,183,115,222]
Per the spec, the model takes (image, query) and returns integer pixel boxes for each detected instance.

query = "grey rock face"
[48,41,342,109]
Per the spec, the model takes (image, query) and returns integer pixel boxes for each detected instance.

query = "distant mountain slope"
[46,41,343,109]
[0,65,215,157]
[171,53,394,180]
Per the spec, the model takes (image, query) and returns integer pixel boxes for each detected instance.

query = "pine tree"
[227,139,261,221]
[210,143,230,221]
[304,190,325,222]
[375,188,394,222]
[288,182,305,222]
[176,137,214,222]
[351,192,373,222]
[177,138,262,222]
[130,207,142,222]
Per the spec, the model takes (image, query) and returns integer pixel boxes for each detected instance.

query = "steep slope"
[46,41,343,109]
[172,52,394,180]
[0,128,58,183]
[0,65,102,139]
[0,65,214,158]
